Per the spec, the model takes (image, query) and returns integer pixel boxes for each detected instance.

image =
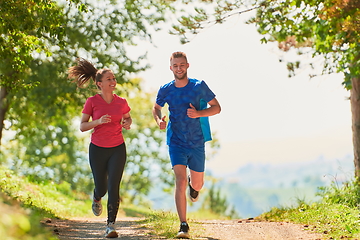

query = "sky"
[131,13,353,177]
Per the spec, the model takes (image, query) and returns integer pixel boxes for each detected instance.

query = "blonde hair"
[170,51,187,62]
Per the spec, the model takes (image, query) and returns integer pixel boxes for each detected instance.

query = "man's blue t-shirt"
[156,78,216,148]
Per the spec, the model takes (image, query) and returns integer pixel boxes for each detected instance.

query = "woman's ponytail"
[68,58,98,88]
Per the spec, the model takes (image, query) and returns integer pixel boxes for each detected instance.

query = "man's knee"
[191,180,203,191]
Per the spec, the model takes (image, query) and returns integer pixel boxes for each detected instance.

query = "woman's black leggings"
[89,142,127,224]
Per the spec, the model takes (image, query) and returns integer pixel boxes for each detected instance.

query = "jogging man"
[152,51,221,238]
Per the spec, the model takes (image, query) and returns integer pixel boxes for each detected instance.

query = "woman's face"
[97,71,116,92]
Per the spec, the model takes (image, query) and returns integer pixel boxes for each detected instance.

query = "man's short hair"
[170,51,187,62]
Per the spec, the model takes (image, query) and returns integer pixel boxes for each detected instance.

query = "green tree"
[1,0,175,194]
[0,0,65,144]
[1,0,221,203]
[171,0,360,178]
[0,0,175,146]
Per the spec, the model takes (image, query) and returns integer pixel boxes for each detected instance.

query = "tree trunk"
[351,77,360,178]
[0,87,9,148]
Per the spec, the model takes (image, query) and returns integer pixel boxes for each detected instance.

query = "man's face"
[170,57,189,80]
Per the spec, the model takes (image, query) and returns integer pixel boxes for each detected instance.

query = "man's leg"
[189,169,204,191]
[173,164,188,223]
[188,146,205,201]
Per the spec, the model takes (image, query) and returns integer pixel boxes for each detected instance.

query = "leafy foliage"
[2,59,94,192]
[171,0,360,88]
[250,0,360,88]
[0,0,65,91]
[1,0,175,196]
[1,0,222,206]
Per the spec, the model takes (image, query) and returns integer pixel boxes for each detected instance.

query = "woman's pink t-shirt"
[82,94,131,148]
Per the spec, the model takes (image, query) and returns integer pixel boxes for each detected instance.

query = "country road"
[45,217,324,240]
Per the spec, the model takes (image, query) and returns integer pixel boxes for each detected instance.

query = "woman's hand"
[122,113,132,130]
[98,114,111,124]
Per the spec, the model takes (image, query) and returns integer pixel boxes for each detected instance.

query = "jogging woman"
[69,58,132,238]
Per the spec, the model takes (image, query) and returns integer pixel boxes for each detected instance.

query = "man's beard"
[174,72,187,80]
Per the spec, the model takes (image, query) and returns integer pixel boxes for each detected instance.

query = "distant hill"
[216,154,354,188]
[209,154,354,218]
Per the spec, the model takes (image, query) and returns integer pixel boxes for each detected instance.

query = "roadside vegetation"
[140,206,233,239]
[141,179,360,240]
[0,160,360,240]
[0,166,229,239]
[3,162,360,240]
[258,179,360,239]
[0,166,90,240]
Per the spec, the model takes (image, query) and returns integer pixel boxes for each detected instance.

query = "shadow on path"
[45,217,154,240]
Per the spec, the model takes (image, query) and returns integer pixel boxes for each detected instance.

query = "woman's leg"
[106,143,127,224]
[89,143,109,200]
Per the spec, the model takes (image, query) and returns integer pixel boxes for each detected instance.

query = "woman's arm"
[80,113,111,132]
[122,112,132,130]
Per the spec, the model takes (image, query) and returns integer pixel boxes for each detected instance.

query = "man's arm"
[187,97,221,118]
[152,103,167,130]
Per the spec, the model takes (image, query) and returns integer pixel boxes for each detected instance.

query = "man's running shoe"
[92,197,102,216]
[188,176,199,202]
[176,222,190,239]
[105,222,118,238]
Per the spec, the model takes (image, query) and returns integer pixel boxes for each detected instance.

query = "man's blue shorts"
[169,145,205,172]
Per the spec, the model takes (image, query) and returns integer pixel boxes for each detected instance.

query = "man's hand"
[159,116,167,130]
[187,103,199,118]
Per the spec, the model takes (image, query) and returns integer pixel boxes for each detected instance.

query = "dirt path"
[45,217,324,240]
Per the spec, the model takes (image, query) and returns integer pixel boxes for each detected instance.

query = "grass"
[0,197,57,240]
[0,165,94,240]
[0,166,91,219]
[257,180,360,239]
[0,165,156,240]
[0,163,236,240]
[138,207,232,239]
[139,210,211,239]
[140,180,360,240]
[2,164,360,240]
